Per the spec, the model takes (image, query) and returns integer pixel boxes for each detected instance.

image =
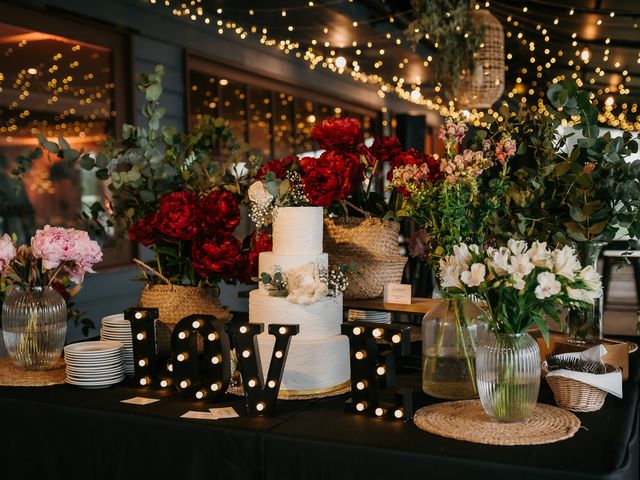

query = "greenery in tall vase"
[469,79,640,246]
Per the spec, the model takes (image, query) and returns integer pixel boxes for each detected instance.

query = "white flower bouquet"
[438,239,602,343]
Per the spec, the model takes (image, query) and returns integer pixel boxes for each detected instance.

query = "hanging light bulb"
[581,47,591,63]
[335,56,347,69]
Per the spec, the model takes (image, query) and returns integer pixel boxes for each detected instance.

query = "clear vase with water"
[566,241,606,344]
[476,331,541,422]
[422,297,487,399]
[2,286,67,370]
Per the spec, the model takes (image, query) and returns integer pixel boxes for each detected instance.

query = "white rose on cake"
[286,262,328,304]
[248,181,273,205]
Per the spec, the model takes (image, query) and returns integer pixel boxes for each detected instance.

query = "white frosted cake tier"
[248,290,342,339]
[272,206,323,256]
[256,334,350,392]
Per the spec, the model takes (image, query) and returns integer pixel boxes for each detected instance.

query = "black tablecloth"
[0,346,638,480]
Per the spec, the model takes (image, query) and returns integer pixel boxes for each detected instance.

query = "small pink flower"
[0,233,16,275]
[31,225,102,284]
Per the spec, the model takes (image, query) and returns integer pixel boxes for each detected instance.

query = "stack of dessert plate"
[64,340,124,389]
[100,314,134,375]
[348,309,392,324]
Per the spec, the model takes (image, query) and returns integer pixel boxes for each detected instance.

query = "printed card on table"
[383,283,412,305]
[121,397,160,406]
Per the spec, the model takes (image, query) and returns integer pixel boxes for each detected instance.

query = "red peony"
[256,156,297,180]
[192,232,243,281]
[311,117,361,150]
[156,191,202,241]
[387,148,440,182]
[201,189,240,233]
[128,213,159,246]
[370,136,403,163]
[299,150,363,207]
[241,231,272,284]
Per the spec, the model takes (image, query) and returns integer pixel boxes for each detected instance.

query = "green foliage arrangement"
[469,79,640,245]
[15,65,254,234]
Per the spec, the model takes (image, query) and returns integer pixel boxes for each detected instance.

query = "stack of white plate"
[64,340,124,389]
[100,314,134,376]
[348,309,392,324]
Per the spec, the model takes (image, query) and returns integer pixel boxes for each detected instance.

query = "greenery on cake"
[257,263,350,304]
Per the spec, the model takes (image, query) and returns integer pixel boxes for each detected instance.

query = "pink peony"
[31,225,102,284]
[0,233,16,275]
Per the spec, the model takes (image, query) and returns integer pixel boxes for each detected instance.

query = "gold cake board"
[228,376,351,400]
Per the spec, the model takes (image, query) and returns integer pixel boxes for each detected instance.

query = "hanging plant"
[405,0,484,88]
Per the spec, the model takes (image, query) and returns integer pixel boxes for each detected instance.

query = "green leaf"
[63,149,80,163]
[79,154,95,170]
[37,134,59,154]
[95,168,109,180]
[58,136,71,150]
[95,153,109,168]
[569,204,587,223]
[145,83,162,102]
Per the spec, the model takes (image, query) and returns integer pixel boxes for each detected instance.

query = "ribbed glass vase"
[476,331,541,422]
[2,286,67,370]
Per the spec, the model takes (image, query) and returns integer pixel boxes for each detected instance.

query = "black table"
[0,349,638,480]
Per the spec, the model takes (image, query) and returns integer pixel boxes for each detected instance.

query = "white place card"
[181,411,216,420]
[209,407,239,420]
[383,283,412,305]
[121,397,160,405]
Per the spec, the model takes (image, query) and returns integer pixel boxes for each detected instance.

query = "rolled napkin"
[546,345,623,398]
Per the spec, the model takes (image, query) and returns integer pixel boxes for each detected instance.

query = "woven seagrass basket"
[324,217,407,299]
[543,362,618,413]
[138,284,231,355]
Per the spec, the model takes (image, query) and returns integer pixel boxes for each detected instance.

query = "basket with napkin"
[542,345,623,412]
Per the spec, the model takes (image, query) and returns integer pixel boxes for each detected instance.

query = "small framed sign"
[383,283,412,305]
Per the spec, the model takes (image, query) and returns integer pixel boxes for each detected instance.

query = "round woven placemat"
[0,357,66,386]
[413,400,580,446]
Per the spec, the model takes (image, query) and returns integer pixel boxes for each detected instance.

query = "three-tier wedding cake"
[249,206,350,395]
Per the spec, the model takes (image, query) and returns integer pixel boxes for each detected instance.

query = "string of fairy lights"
[0,36,115,143]
[147,0,640,131]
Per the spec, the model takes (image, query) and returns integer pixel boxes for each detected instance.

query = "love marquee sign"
[123,308,413,420]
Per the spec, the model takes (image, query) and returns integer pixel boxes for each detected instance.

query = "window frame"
[0,2,135,269]
[184,51,381,152]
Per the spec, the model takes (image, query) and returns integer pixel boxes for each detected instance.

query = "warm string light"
[146,0,639,130]
[495,5,638,130]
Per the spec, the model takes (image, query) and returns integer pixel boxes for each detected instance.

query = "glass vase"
[476,331,541,422]
[566,241,606,344]
[422,297,487,399]
[2,286,67,370]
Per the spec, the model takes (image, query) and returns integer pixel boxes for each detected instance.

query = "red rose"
[311,117,361,150]
[241,231,272,284]
[192,232,243,281]
[156,191,202,241]
[256,156,296,180]
[356,143,375,167]
[201,190,240,233]
[128,213,159,246]
[387,148,440,182]
[370,136,403,163]
[299,151,363,207]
